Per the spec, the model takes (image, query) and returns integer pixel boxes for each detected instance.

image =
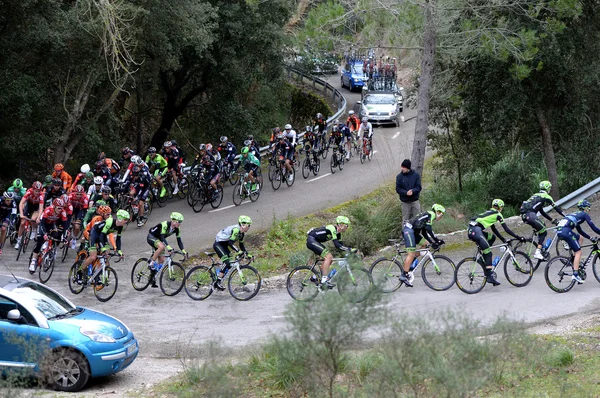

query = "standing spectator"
[396,159,422,222]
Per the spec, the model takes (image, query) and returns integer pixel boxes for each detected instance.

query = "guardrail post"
[312,77,316,89]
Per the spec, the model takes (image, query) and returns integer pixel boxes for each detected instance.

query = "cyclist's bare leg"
[321,252,334,280]
[152,242,166,263]
[573,236,584,271]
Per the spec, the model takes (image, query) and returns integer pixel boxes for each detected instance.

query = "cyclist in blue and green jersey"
[556,200,600,283]
[467,199,525,286]
[213,216,252,290]
[400,204,446,287]
[306,216,358,286]
[145,147,169,197]
[520,180,565,260]
[145,212,188,287]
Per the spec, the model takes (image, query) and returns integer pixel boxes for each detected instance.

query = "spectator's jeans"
[402,201,421,223]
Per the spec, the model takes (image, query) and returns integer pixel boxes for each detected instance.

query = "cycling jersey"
[273,139,294,160]
[52,170,73,191]
[468,208,520,243]
[91,216,123,251]
[7,187,26,202]
[314,117,327,134]
[346,115,360,132]
[520,191,564,220]
[148,221,184,251]
[307,225,353,251]
[39,206,68,233]
[94,166,113,187]
[357,121,373,140]
[68,192,89,210]
[218,142,237,164]
[0,200,16,223]
[146,154,168,172]
[284,130,297,146]
[558,211,600,238]
[215,225,247,252]
[44,186,65,206]
[163,147,181,169]
[238,153,260,171]
[23,189,44,205]
[404,210,439,243]
[89,193,118,212]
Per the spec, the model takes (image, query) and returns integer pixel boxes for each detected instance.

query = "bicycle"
[184,252,261,301]
[271,157,295,190]
[267,153,278,182]
[32,235,61,284]
[16,217,35,262]
[358,136,373,164]
[150,175,168,208]
[369,240,456,292]
[286,253,373,302]
[118,190,153,230]
[544,240,600,293]
[131,249,186,296]
[220,160,240,186]
[330,144,345,174]
[68,250,120,302]
[232,172,261,205]
[188,172,224,213]
[301,146,321,179]
[454,239,533,294]
[516,225,571,271]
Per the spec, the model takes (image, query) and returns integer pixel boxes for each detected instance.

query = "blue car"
[0,275,138,392]
[341,61,368,91]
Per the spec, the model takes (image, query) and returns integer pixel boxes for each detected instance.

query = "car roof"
[365,92,397,97]
[0,274,22,290]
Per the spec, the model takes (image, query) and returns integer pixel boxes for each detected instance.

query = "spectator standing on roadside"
[396,159,422,222]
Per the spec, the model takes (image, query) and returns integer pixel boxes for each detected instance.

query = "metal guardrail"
[544,176,600,212]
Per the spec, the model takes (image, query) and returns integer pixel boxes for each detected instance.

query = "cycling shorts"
[147,234,162,249]
[88,229,107,252]
[343,129,353,139]
[557,228,581,252]
[23,203,39,219]
[402,227,424,252]
[279,151,293,161]
[244,163,259,174]
[72,208,86,222]
[306,236,329,257]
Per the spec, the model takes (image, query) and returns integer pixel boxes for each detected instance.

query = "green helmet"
[95,199,107,206]
[170,212,184,222]
[241,146,249,155]
[238,215,252,225]
[539,180,552,192]
[432,204,446,214]
[85,171,94,179]
[577,199,591,211]
[12,179,23,189]
[492,199,505,208]
[116,209,130,220]
[44,175,53,184]
[336,215,350,225]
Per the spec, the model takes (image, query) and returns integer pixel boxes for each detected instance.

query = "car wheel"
[43,349,90,392]
[340,76,345,89]
[350,81,355,91]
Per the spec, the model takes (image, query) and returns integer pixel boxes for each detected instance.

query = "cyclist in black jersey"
[306,216,358,286]
[146,212,187,287]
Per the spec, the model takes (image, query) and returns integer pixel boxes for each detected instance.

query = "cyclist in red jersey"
[16,181,45,250]
[29,198,68,273]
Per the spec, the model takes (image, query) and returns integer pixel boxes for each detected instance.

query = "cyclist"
[269,127,281,146]
[98,152,121,180]
[302,126,316,153]
[467,199,526,286]
[272,133,294,183]
[124,162,152,227]
[207,143,221,163]
[0,192,17,255]
[520,180,565,260]
[94,159,114,188]
[82,199,109,229]
[146,212,188,287]
[29,198,68,273]
[306,216,358,286]
[79,172,96,193]
[357,116,373,159]
[120,154,147,182]
[400,204,446,287]
[314,113,327,137]
[121,147,136,168]
[16,181,45,250]
[82,205,114,251]
[145,146,169,198]
[218,136,237,174]
[52,163,72,191]
[7,179,26,203]
[87,176,105,201]
[200,154,221,200]
[283,124,298,163]
[163,141,181,195]
[191,144,210,169]
[244,138,261,162]
[44,178,65,207]
[213,215,252,290]
[330,124,345,160]
[79,209,129,276]
[346,110,360,134]
[237,146,261,192]
[69,164,91,192]
[68,185,89,249]
[556,199,600,283]
[338,120,352,160]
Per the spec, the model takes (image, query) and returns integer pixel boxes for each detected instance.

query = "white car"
[357,93,402,126]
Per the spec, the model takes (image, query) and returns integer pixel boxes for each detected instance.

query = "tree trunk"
[535,107,560,199]
[410,0,436,177]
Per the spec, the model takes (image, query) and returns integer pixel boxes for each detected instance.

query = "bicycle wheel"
[369,257,403,293]
[229,169,240,186]
[184,266,214,300]
[16,233,29,261]
[271,169,282,190]
[592,253,600,283]
[177,177,189,199]
[191,185,205,213]
[503,250,533,287]
[337,266,372,303]
[228,265,261,301]
[302,158,310,179]
[285,167,295,187]
[339,155,344,171]
[39,250,55,284]
[421,255,456,291]
[131,257,152,291]
[268,162,276,182]
[286,266,320,301]
[210,185,223,209]
[232,182,244,206]
[556,238,572,258]
[367,143,373,161]
[159,262,185,296]
[186,184,196,206]
[330,154,337,174]
[94,267,118,302]
[156,184,170,207]
[61,240,69,262]
[68,261,85,295]
[312,156,320,176]
[321,144,329,159]
[454,258,486,294]
[249,184,260,202]
[544,256,576,293]
[359,145,365,164]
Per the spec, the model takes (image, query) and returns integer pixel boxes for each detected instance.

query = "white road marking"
[374,150,378,154]
[209,202,249,213]
[391,132,400,139]
[306,173,332,183]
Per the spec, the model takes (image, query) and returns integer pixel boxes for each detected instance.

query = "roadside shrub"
[544,347,574,367]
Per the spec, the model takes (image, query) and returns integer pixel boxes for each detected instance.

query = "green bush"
[544,347,574,368]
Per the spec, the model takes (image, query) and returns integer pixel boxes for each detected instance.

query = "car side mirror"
[356,101,362,105]
[7,309,23,323]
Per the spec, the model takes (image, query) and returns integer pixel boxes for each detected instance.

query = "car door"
[0,294,42,370]
[343,64,351,86]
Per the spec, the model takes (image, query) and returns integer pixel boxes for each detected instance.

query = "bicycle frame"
[473,241,516,273]
[521,225,560,257]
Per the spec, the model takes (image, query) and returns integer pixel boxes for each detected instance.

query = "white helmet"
[284,124,292,130]
[93,176,103,185]
[131,155,143,166]
[348,110,355,115]
[80,164,90,174]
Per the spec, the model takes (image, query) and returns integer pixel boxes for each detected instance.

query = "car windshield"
[351,64,364,75]
[364,95,396,105]
[11,282,75,319]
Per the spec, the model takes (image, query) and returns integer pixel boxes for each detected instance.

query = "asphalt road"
[5,74,600,396]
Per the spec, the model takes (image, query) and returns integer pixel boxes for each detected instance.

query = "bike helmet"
[247,134,254,140]
[577,199,591,211]
[93,176,104,185]
[316,113,323,119]
[85,171,94,179]
[199,143,206,151]
[238,215,252,225]
[32,181,43,190]
[101,186,112,194]
[336,215,350,225]
[220,136,228,143]
[539,180,552,192]
[284,124,292,130]
[148,146,157,154]
[97,152,106,160]
[348,110,355,115]
[44,175,53,184]
[52,178,62,186]
[171,139,178,146]
[12,179,23,189]
[80,164,90,174]
[74,185,85,193]
[241,146,250,155]
[60,193,69,203]
[332,125,339,132]
[243,139,252,147]
[492,199,505,208]
[3,191,14,201]
[272,127,281,134]
[131,155,143,166]
[305,126,313,132]
[95,199,107,206]
[362,117,368,123]
[170,212,184,222]
[116,209,130,220]
[54,163,64,171]
[206,143,213,151]
[163,141,172,148]
[432,204,446,214]
[97,205,111,216]
[122,147,131,155]
[277,133,285,139]
[53,198,65,208]
[96,160,105,169]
